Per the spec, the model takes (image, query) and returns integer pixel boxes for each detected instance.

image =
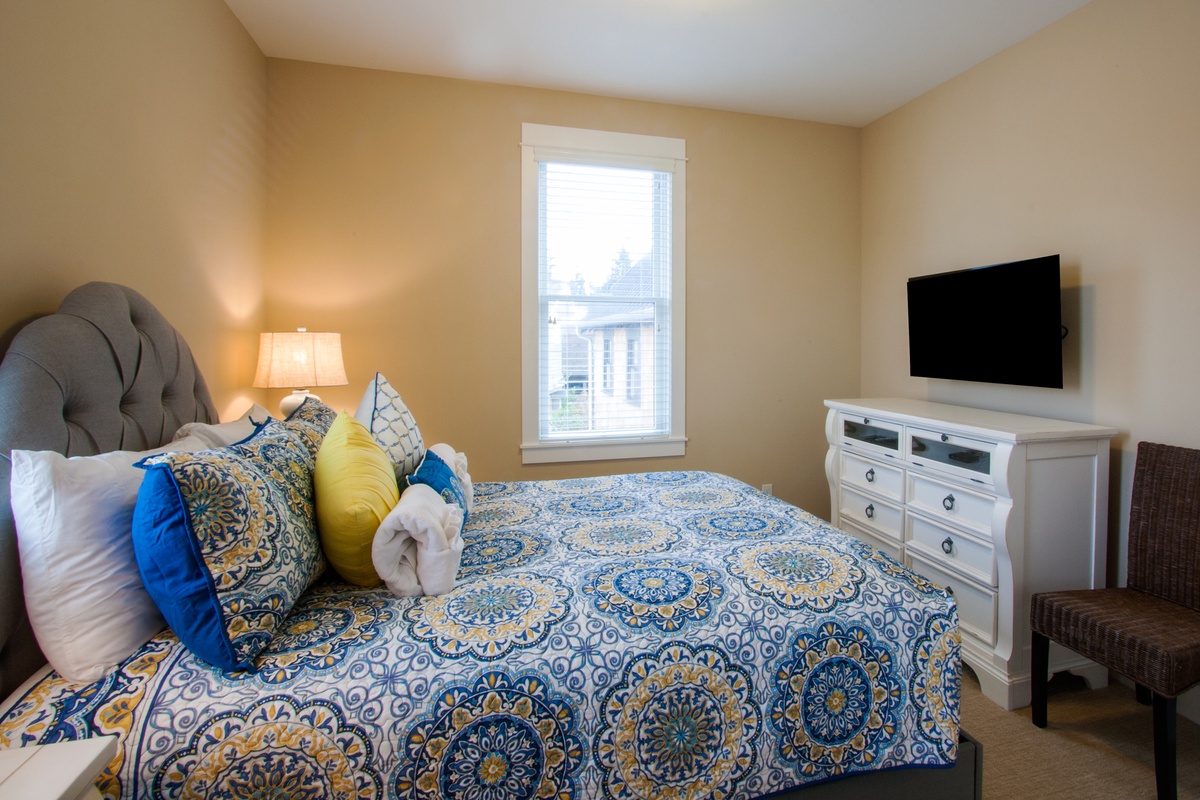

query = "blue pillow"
[406,448,469,523]
[132,419,325,672]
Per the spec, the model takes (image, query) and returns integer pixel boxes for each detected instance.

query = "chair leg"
[1137,683,1152,705]
[1152,693,1177,800]
[1031,631,1049,728]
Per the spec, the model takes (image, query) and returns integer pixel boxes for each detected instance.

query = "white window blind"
[521,124,686,464]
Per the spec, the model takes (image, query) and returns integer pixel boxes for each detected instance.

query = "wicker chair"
[1030,441,1200,800]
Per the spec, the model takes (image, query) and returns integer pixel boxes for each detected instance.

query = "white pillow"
[354,373,425,480]
[428,443,473,513]
[173,403,271,448]
[10,432,219,684]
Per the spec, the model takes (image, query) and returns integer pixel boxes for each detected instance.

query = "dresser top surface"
[826,398,1118,442]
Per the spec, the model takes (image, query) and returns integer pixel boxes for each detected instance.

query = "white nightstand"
[0,736,117,800]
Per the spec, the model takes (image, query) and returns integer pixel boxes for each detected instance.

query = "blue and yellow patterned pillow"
[132,419,325,672]
[406,449,469,525]
[283,396,337,461]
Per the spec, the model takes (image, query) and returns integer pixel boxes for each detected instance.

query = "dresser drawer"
[840,519,902,562]
[839,485,903,541]
[908,552,997,647]
[840,413,903,459]
[907,426,996,484]
[840,452,904,502]
[906,512,996,586]
[907,473,995,535]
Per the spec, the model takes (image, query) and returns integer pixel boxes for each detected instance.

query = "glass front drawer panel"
[910,431,992,476]
[841,416,901,453]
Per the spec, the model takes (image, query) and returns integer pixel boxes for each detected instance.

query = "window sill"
[520,436,687,465]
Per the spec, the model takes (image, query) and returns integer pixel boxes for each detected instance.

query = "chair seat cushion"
[1031,588,1200,697]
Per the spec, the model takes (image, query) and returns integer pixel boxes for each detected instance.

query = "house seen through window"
[520,123,686,464]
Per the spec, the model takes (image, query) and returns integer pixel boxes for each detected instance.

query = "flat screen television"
[907,254,1063,389]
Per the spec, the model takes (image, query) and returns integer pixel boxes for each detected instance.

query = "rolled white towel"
[372,482,465,597]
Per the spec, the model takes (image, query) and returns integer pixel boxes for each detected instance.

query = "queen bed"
[0,283,978,799]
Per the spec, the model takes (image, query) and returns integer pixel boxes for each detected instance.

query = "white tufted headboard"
[0,282,217,700]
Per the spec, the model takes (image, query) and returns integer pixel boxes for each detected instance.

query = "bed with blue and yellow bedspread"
[0,471,959,799]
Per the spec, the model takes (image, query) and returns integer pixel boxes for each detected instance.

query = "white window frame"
[520,123,687,464]
[602,331,614,394]
[625,334,641,405]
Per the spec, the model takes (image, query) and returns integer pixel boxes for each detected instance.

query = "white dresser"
[824,398,1118,710]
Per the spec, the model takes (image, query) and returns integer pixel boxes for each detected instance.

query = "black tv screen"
[907,254,1063,389]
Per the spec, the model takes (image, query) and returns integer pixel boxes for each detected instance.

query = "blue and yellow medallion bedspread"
[0,471,960,799]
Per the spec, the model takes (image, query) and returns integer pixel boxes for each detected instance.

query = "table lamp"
[253,328,348,415]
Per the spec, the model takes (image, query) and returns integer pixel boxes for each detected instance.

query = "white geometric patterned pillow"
[354,372,425,480]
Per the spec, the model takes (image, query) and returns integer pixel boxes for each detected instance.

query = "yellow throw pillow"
[314,411,400,586]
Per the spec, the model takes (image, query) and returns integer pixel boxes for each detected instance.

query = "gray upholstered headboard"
[0,282,217,700]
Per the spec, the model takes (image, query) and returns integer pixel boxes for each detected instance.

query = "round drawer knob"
[865,503,875,520]
[865,468,875,483]
[942,494,956,511]
[942,536,954,555]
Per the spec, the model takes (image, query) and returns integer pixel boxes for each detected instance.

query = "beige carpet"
[960,666,1200,799]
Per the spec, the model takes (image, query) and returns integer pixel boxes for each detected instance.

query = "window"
[521,123,686,464]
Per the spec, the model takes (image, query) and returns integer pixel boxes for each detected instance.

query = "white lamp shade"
[253,330,347,390]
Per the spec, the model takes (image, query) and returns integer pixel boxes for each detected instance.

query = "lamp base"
[280,389,321,417]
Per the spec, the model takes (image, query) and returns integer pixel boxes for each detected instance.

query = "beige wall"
[0,0,267,419]
[6,0,1190,572]
[862,0,1200,711]
[863,0,1200,559]
[263,60,862,513]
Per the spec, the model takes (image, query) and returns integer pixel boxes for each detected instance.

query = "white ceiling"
[225,0,1091,127]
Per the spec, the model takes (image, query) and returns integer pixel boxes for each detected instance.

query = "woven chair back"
[1127,441,1200,611]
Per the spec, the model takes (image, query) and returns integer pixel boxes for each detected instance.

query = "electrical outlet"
[761,483,773,496]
